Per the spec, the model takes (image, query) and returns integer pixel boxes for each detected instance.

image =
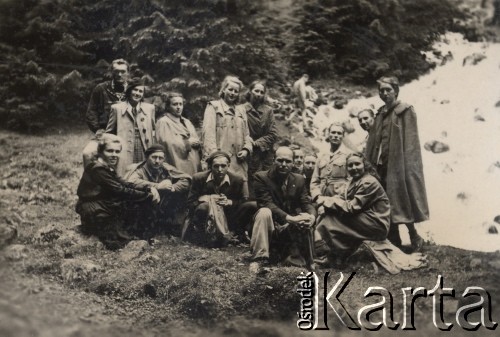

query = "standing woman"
[76,134,160,249]
[365,76,429,250]
[106,79,156,175]
[156,92,201,175]
[202,76,253,188]
[241,80,279,197]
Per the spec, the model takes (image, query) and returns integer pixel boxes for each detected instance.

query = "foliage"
[289,0,468,83]
[0,0,479,131]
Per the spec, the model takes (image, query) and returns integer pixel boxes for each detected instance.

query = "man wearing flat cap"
[184,151,257,246]
[125,144,191,238]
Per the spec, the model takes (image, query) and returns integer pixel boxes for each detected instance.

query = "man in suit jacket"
[186,151,257,245]
[251,146,317,269]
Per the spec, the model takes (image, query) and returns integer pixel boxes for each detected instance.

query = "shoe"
[410,234,425,252]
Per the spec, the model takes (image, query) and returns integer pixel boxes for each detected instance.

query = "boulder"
[469,258,482,269]
[61,259,101,284]
[494,215,500,225]
[0,222,17,249]
[424,140,449,153]
[474,114,485,122]
[4,244,28,261]
[119,240,149,262]
[462,53,486,66]
[334,98,348,109]
[488,225,498,234]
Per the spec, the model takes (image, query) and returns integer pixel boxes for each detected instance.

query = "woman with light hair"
[201,76,253,195]
[76,134,160,249]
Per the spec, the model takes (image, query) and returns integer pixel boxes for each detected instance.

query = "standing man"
[292,74,309,116]
[292,148,305,174]
[82,59,129,168]
[184,151,257,246]
[310,122,353,202]
[365,76,428,250]
[303,154,317,194]
[86,59,129,133]
[357,108,375,153]
[250,146,316,270]
[124,144,191,238]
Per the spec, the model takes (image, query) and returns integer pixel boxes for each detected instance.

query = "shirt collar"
[330,143,349,157]
[206,172,231,186]
[126,101,142,113]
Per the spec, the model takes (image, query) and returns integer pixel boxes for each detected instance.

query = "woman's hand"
[236,149,249,162]
[189,139,201,149]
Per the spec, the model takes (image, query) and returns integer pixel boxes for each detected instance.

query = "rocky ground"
[1,128,500,337]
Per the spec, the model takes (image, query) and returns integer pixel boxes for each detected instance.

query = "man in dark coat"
[365,76,429,250]
[251,146,317,270]
[185,151,257,245]
[124,144,191,237]
[86,59,129,133]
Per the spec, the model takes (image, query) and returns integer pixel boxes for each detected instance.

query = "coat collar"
[121,101,145,116]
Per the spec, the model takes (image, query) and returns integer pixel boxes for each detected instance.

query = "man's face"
[111,63,129,84]
[146,151,165,171]
[303,155,316,174]
[358,111,374,131]
[211,156,229,181]
[328,125,344,146]
[274,148,294,177]
[294,150,304,168]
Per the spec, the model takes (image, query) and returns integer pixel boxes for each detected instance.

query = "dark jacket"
[188,171,247,210]
[77,160,150,204]
[86,81,126,133]
[253,167,316,225]
[365,101,429,223]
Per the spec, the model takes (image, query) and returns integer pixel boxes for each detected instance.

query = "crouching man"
[125,144,191,238]
[250,146,317,270]
[183,151,257,246]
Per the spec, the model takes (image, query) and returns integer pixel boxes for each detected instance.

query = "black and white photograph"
[0,0,499,336]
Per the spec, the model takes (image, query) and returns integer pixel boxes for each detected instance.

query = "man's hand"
[216,194,233,207]
[236,149,249,162]
[150,187,161,204]
[157,179,173,191]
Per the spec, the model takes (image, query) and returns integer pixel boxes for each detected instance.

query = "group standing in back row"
[76,58,428,269]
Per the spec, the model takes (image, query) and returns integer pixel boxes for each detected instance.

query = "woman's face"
[168,96,184,117]
[101,143,121,168]
[223,81,240,104]
[250,83,265,105]
[378,83,397,105]
[130,86,144,103]
[346,156,365,180]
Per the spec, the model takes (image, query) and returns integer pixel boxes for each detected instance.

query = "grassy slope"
[1,129,500,336]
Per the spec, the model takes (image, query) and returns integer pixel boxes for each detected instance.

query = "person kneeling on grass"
[124,144,191,239]
[182,151,257,247]
[75,134,160,249]
[315,153,390,267]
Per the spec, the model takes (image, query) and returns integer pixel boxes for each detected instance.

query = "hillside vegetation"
[0,0,482,132]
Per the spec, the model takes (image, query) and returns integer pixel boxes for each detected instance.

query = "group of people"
[76,58,429,271]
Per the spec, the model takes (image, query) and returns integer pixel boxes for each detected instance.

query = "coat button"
[142,129,146,133]
[145,139,149,143]
[141,118,145,121]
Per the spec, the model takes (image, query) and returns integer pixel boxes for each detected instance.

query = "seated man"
[184,151,257,246]
[251,146,317,270]
[125,144,191,238]
[303,154,317,194]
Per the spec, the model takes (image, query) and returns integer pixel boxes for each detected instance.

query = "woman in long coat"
[106,80,156,175]
[201,76,253,183]
[156,92,201,175]
[316,153,390,264]
[365,76,429,250]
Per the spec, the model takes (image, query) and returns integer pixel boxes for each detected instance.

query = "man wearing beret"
[184,151,257,246]
[125,144,191,238]
[250,146,317,270]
